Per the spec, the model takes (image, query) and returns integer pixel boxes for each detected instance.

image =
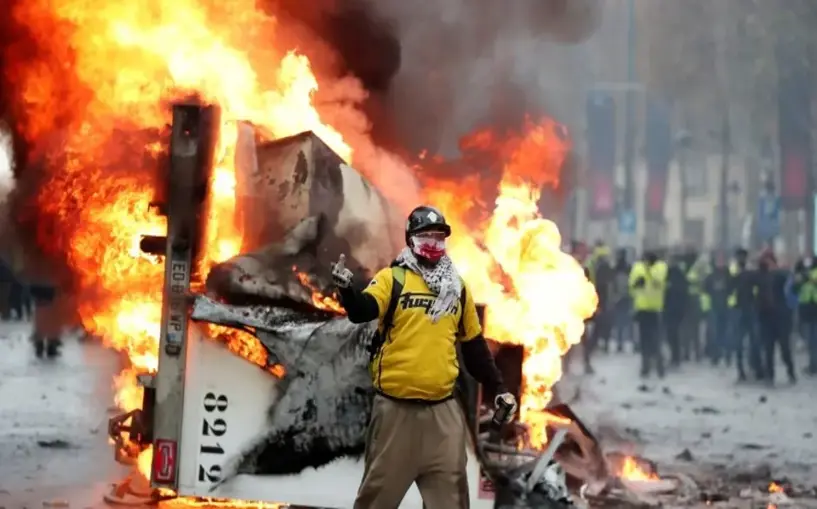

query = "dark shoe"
[45,338,62,358]
[33,338,45,358]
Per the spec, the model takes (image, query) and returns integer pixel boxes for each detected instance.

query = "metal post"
[719,112,731,249]
[151,103,220,489]
[678,148,688,243]
[622,0,637,211]
[713,1,731,250]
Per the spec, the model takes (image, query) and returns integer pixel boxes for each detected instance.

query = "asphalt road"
[0,321,127,508]
[0,319,815,508]
[565,341,817,502]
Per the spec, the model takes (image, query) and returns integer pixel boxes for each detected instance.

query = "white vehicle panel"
[177,325,494,508]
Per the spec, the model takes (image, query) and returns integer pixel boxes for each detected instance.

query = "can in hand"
[491,396,514,431]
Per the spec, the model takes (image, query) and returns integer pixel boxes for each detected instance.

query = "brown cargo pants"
[353,395,469,509]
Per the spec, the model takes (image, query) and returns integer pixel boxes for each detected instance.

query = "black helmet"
[405,205,451,244]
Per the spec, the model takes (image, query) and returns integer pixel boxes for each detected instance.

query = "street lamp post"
[622,0,637,212]
[676,130,692,244]
[713,1,731,250]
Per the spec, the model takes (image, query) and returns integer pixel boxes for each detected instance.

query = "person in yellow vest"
[332,205,516,509]
[629,250,668,378]
[793,251,817,375]
[684,251,710,362]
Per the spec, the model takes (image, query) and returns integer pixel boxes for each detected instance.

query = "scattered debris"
[739,443,767,450]
[675,449,694,462]
[700,491,729,503]
[759,395,768,403]
[692,406,720,415]
[732,463,772,483]
[103,474,154,506]
[42,501,69,508]
[35,439,75,450]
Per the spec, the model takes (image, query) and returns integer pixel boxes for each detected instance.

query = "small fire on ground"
[7,0,596,493]
[767,481,788,509]
[618,456,661,482]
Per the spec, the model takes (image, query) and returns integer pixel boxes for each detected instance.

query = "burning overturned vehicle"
[100,105,682,508]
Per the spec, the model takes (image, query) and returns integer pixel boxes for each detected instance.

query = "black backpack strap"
[457,282,467,338]
[382,266,406,336]
[368,266,405,361]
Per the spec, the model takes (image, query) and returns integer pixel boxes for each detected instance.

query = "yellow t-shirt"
[363,267,482,401]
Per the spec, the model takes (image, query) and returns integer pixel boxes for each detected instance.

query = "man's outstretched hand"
[331,254,354,288]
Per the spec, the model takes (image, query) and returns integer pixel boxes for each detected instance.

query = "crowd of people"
[574,241,817,386]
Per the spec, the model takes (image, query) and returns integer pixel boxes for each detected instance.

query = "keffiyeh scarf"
[395,247,463,323]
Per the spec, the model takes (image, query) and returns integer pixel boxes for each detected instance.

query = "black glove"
[632,277,646,289]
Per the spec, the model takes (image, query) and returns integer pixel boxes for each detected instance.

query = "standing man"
[664,251,688,368]
[755,252,796,385]
[685,252,710,362]
[333,205,517,509]
[703,251,732,365]
[629,250,668,378]
[793,251,817,375]
[612,248,634,352]
[730,248,761,381]
[584,244,614,373]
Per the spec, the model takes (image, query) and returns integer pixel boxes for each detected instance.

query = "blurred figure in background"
[612,248,634,352]
[793,250,817,375]
[778,256,797,370]
[584,243,614,374]
[629,250,667,378]
[0,257,12,320]
[685,250,709,362]
[730,248,761,382]
[564,240,590,374]
[703,250,732,366]
[755,251,795,385]
[664,251,689,368]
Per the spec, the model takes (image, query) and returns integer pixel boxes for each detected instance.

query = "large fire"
[5,0,596,493]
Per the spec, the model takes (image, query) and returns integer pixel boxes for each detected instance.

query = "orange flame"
[7,0,349,483]
[619,456,660,482]
[294,269,346,314]
[427,118,596,447]
[8,0,594,496]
